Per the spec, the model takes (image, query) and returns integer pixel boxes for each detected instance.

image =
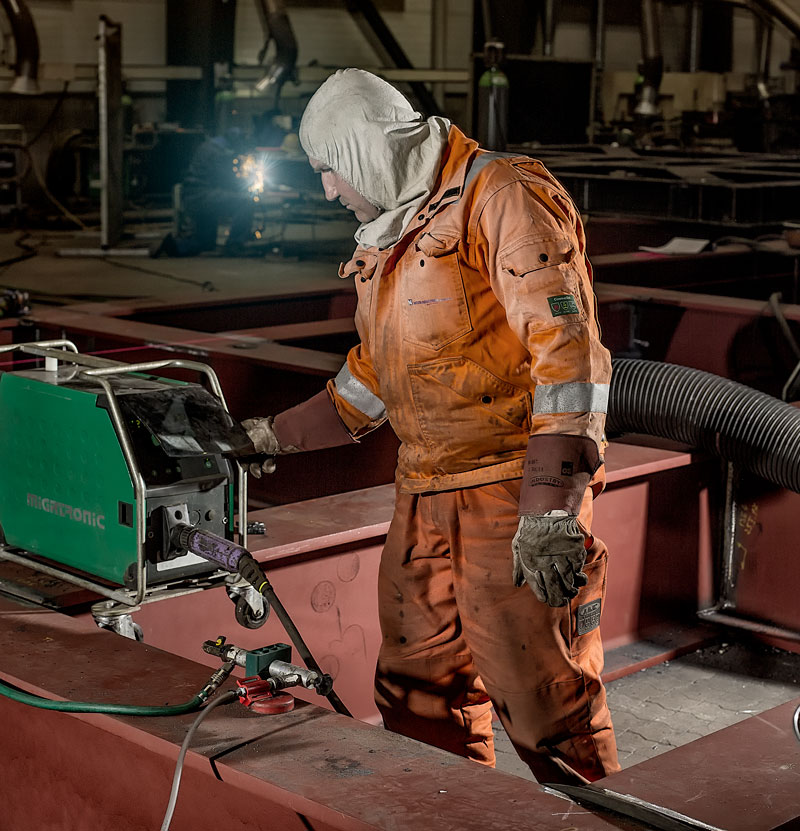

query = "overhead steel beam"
[343,0,442,116]
[750,0,800,39]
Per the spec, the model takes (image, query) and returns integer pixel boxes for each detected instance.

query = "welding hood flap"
[114,386,251,457]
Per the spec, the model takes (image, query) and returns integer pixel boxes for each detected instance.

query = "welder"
[241,69,619,785]
[153,127,257,257]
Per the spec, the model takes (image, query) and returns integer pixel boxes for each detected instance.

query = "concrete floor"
[0,222,353,307]
[493,639,800,781]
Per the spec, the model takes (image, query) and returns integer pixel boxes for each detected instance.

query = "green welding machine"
[0,340,251,609]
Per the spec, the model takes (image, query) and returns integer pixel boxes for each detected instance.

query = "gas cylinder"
[477,40,509,150]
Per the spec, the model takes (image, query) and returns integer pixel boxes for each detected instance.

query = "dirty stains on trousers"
[374,480,620,785]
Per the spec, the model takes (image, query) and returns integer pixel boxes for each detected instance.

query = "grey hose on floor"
[607,359,800,494]
[160,691,237,831]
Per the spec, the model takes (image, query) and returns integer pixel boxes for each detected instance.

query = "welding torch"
[171,525,351,717]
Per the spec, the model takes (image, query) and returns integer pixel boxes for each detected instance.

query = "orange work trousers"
[374,479,620,784]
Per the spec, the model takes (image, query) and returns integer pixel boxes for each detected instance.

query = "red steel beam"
[125,441,716,722]
[216,318,358,345]
[598,697,800,831]
[0,596,630,831]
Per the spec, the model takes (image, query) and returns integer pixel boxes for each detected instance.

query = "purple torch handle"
[177,527,247,572]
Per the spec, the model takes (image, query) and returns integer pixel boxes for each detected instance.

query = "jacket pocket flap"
[408,356,531,428]
[501,235,575,278]
[416,232,460,258]
[339,251,378,280]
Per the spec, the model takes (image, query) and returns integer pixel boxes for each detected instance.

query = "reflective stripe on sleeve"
[533,382,609,414]
[334,364,386,420]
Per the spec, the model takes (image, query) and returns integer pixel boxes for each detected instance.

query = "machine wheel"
[235,594,269,629]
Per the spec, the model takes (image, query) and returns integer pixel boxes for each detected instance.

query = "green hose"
[0,662,234,716]
[0,681,204,715]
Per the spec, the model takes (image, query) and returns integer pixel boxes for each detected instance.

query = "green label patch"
[547,294,579,317]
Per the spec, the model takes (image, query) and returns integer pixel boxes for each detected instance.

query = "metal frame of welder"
[0,340,248,607]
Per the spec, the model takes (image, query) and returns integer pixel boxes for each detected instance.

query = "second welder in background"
[154,123,279,258]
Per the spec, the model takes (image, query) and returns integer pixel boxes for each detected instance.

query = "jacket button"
[360,276,367,282]
[481,395,493,404]
[539,252,549,262]
[418,214,424,220]
[356,259,365,266]
[419,259,425,267]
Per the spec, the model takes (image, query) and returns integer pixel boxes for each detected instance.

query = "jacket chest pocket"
[340,251,379,330]
[402,233,472,351]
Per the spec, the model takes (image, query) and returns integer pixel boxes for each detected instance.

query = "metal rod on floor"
[698,607,800,643]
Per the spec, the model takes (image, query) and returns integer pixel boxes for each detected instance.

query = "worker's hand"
[512,513,588,607]
[241,417,281,478]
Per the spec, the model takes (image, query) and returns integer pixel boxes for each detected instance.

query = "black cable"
[15,232,38,253]
[24,81,70,148]
[178,528,352,717]
[11,142,90,229]
[102,258,218,292]
[1,235,217,296]
[0,232,39,268]
[0,234,208,302]
[250,570,352,717]
[0,234,140,303]
[160,690,237,831]
[0,288,139,304]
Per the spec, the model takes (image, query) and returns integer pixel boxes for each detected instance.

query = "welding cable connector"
[202,635,248,667]
[197,660,236,703]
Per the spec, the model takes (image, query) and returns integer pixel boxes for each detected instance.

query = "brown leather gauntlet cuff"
[518,434,601,516]
[273,390,357,452]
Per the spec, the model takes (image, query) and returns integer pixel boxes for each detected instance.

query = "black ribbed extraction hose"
[0,0,40,94]
[607,359,800,493]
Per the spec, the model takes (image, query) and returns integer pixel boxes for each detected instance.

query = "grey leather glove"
[512,512,589,607]
[240,417,281,477]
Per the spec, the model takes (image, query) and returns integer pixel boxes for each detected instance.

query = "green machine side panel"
[0,373,137,584]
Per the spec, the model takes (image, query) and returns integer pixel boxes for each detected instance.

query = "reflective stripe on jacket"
[327,126,611,494]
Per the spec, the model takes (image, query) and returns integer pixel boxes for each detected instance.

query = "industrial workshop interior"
[3,0,800,828]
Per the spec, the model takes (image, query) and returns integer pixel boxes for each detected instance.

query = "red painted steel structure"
[8,258,800,644]
[11,264,800,649]
[2,595,799,830]
[598,697,800,831]
[97,440,717,722]
[13,260,800,505]
[0,598,631,831]
[710,474,800,651]
[2,247,800,825]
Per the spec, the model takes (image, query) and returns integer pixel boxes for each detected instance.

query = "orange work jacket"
[326,126,611,495]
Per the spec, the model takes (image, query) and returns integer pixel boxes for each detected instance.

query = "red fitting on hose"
[236,677,295,714]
